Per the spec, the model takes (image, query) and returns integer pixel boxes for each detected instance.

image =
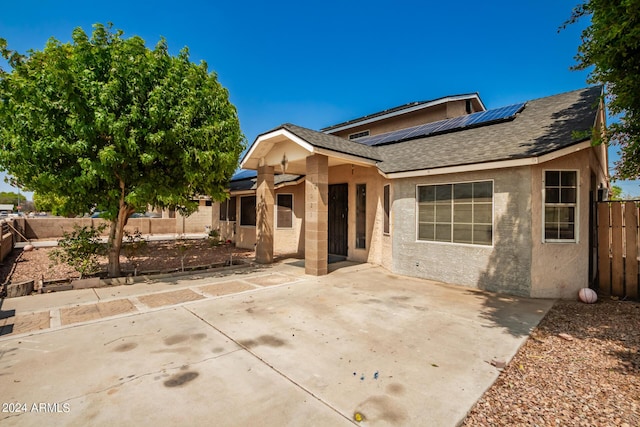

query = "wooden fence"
[597,201,639,298]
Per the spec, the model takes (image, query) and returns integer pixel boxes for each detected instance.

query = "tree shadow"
[463,288,552,338]
[472,176,546,338]
[0,298,16,336]
[515,86,601,158]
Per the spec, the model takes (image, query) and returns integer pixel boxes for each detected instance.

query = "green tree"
[0,191,21,205]
[609,184,624,200]
[565,1,640,179]
[0,24,245,276]
[33,192,71,216]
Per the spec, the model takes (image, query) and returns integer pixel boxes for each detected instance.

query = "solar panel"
[355,102,525,146]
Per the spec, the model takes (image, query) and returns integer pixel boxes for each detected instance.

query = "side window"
[544,170,577,241]
[276,194,293,228]
[220,196,237,221]
[240,196,256,226]
[356,184,366,248]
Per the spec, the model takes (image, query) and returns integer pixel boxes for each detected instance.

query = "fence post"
[597,203,611,295]
[611,202,624,296]
[625,202,639,299]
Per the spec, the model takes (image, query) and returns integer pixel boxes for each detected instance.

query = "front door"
[328,183,348,256]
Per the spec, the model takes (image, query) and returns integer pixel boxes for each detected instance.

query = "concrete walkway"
[0,261,554,426]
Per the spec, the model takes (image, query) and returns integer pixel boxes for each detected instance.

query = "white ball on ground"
[23,244,35,252]
[578,287,598,304]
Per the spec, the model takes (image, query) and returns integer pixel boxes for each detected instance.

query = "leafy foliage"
[33,192,71,216]
[49,224,107,278]
[565,1,640,179]
[0,191,21,205]
[0,24,245,275]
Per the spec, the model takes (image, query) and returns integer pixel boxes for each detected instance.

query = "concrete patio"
[0,261,554,426]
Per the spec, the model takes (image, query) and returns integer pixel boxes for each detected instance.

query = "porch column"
[256,165,275,264]
[305,154,328,275]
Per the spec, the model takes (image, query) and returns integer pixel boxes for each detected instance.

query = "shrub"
[49,224,107,278]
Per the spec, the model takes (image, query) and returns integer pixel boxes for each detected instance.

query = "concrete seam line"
[183,307,357,426]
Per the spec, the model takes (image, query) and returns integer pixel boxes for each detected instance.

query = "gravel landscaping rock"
[463,299,640,427]
[1,239,255,288]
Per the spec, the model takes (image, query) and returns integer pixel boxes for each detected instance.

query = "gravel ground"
[463,298,640,427]
[1,239,255,285]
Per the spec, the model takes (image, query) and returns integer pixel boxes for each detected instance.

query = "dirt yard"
[1,239,255,285]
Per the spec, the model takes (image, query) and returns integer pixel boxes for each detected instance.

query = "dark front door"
[328,183,348,256]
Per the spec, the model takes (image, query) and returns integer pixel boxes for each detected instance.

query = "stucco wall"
[23,218,176,239]
[177,205,214,234]
[530,147,608,298]
[274,183,305,256]
[331,105,447,139]
[391,167,533,296]
[328,164,390,264]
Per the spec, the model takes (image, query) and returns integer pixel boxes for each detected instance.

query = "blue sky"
[1,0,638,199]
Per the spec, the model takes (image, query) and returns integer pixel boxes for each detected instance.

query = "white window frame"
[276,193,294,229]
[415,179,494,247]
[542,169,579,243]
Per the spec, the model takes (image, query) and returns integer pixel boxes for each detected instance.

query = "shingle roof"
[228,174,302,192]
[245,86,602,177]
[375,86,602,173]
[280,123,382,161]
[320,93,483,133]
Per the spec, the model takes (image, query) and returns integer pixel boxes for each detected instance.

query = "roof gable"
[375,86,603,174]
[321,93,486,134]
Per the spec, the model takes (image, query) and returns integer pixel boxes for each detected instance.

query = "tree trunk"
[107,204,133,277]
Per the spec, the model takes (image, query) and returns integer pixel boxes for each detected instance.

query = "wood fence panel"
[611,202,624,296]
[625,203,639,299]
[597,203,611,295]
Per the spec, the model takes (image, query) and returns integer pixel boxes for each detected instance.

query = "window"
[220,196,237,221]
[417,181,493,245]
[383,184,390,234]
[240,196,256,226]
[276,194,293,228]
[544,170,577,241]
[356,184,366,248]
[349,130,370,140]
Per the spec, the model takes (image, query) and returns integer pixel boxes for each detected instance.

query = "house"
[212,86,608,299]
[0,204,14,216]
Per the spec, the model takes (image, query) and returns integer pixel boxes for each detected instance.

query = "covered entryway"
[328,183,348,258]
[239,123,381,276]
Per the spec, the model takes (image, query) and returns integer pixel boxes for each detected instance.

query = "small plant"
[208,228,221,247]
[49,224,107,279]
[175,237,191,272]
[123,230,147,276]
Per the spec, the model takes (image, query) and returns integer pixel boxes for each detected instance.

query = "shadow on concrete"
[283,258,363,273]
[464,289,549,338]
[0,298,15,336]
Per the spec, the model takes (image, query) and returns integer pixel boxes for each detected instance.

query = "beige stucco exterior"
[235,88,608,298]
[530,144,608,298]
